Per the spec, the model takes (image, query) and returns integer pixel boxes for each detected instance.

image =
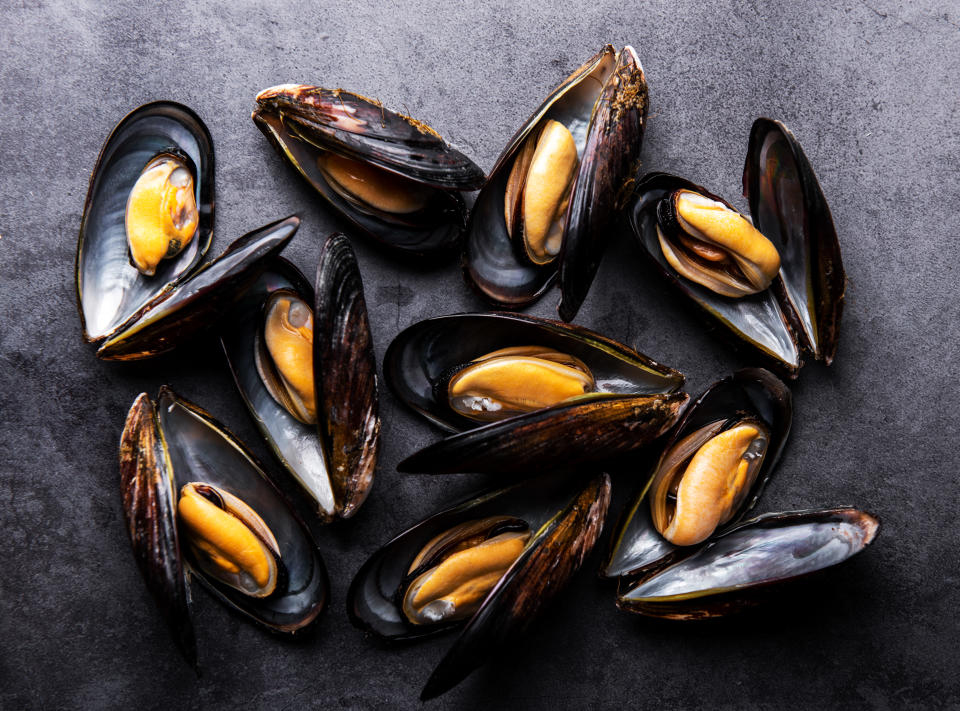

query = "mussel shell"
[222,234,379,520]
[615,508,879,620]
[743,118,845,364]
[603,368,791,581]
[398,393,689,476]
[628,173,802,371]
[313,233,380,518]
[77,101,214,343]
[463,45,647,320]
[626,119,845,374]
[222,259,336,517]
[97,216,298,360]
[253,85,484,255]
[347,472,610,655]
[119,393,196,666]
[385,312,684,433]
[119,387,329,637]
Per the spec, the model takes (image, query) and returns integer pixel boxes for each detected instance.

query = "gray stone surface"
[1,0,957,708]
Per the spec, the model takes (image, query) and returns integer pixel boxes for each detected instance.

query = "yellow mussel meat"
[177,482,281,598]
[657,190,781,298]
[447,346,596,422]
[317,151,434,216]
[257,290,317,425]
[125,153,199,276]
[650,420,769,546]
[402,516,531,625]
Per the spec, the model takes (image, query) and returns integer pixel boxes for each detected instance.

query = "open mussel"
[464,45,648,321]
[347,471,610,699]
[603,368,791,581]
[386,312,687,475]
[119,388,328,664]
[253,85,485,255]
[222,234,380,521]
[96,216,299,360]
[625,118,845,374]
[77,102,214,344]
[617,508,880,620]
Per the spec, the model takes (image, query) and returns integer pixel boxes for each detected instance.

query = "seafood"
[386,312,686,475]
[347,471,610,698]
[222,234,380,520]
[625,119,845,374]
[119,388,328,664]
[253,85,485,254]
[617,508,880,619]
[77,102,214,344]
[464,45,648,321]
[125,153,199,276]
[96,216,299,360]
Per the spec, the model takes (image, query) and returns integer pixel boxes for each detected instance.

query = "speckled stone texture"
[1,1,957,708]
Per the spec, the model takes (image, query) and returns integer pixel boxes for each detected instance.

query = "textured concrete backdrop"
[1,1,958,708]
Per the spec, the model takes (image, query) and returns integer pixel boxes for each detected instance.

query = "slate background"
[2,1,958,708]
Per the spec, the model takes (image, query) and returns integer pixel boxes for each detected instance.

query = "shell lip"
[396,391,689,476]
[602,368,792,582]
[122,386,329,639]
[346,471,610,652]
[77,100,215,344]
[384,311,685,433]
[95,215,298,360]
[462,45,646,318]
[615,507,880,618]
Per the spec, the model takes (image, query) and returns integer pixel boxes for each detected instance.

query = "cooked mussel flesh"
[445,346,596,422]
[317,152,435,219]
[648,419,769,546]
[656,190,780,298]
[400,516,531,625]
[125,153,199,276]
[178,482,282,598]
[255,289,317,424]
[504,120,579,265]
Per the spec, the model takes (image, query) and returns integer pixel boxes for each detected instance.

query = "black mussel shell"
[77,101,214,344]
[625,118,845,374]
[398,393,689,476]
[313,233,380,517]
[97,216,298,360]
[603,368,792,581]
[616,507,879,619]
[346,471,610,699]
[464,45,648,320]
[253,85,484,256]
[119,393,196,667]
[743,118,845,364]
[385,311,684,433]
[222,234,380,521]
[119,388,329,648]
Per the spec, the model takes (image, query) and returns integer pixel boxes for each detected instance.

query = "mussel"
[603,369,880,618]
[464,45,648,321]
[617,508,880,620]
[386,312,687,475]
[95,216,299,360]
[222,234,380,520]
[624,118,845,374]
[603,368,792,581]
[347,471,610,699]
[253,85,485,255]
[77,102,214,345]
[119,388,328,665]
